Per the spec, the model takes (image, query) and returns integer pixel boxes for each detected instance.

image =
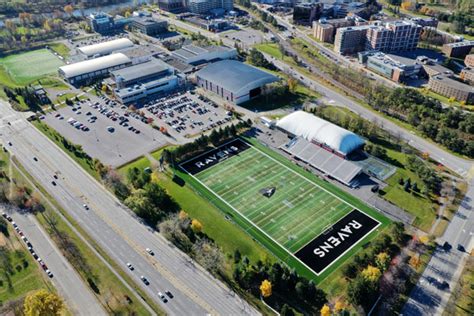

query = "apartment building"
[460,67,474,85]
[334,25,368,55]
[187,0,233,14]
[428,74,474,104]
[334,20,422,55]
[313,18,356,43]
[442,41,474,58]
[465,54,474,67]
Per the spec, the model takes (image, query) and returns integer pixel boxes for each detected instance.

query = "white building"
[78,38,134,58]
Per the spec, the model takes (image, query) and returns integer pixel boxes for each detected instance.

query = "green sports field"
[196,146,353,253]
[0,49,63,85]
[180,138,389,280]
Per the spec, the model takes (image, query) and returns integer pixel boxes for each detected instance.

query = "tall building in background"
[187,0,233,14]
[335,20,422,55]
[158,0,186,13]
[293,3,322,26]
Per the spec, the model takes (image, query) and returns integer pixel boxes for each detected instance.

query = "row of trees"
[4,87,43,112]
[246,48,276,70]
[367,87,474,157]
[233,256,327,314]
[162,121,251,164]
[1,15,65,52]
[406,155,441,193]
[342,223,405,312]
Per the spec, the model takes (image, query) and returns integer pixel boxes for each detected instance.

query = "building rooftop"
[78,38,134,57]
[132,17,166,26]
[196,60,278,94]
[111,59,171,82]
[432,75,474,92]
[423,63,453,76]
[444,40,474,48]
[172,44,235,61]
[59,53,131,78]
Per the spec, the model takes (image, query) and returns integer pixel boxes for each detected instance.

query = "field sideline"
[178,137,390,281]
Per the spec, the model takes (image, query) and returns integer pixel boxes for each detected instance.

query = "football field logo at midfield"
[260,187,276,198]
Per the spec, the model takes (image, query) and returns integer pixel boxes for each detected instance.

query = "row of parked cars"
[66,117,89,131]
[88,102,142,135]
[1,212,53,278]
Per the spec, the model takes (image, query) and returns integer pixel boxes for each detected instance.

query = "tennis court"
[181,139,382,276]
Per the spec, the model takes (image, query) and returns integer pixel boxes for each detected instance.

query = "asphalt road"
[2,207,107,316]
[0,101,258,316]
[402,182,474,315]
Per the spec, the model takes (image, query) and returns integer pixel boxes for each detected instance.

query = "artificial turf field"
[0,49,64,84]
[180,138,389,280]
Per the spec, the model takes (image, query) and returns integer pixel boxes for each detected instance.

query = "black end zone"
[180,138,250,175]
[295,209,380,275]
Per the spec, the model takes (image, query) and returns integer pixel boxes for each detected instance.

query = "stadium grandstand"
[78,38,134,58]
[277,111,365,187]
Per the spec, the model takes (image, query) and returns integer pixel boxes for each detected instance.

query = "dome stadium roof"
[276,111,365,155]
[59,53,131,78]
[78,38,134,57]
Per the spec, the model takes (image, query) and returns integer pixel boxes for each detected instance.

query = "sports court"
[0,49,64,84]
[181,139,381,276]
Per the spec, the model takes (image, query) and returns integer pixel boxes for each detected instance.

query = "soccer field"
[181,138,385,278]
[0,49,63,85]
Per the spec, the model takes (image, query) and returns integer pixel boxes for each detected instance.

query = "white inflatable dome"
[276,111,365,155]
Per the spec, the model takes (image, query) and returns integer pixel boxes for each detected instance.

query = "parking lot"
[143,91,235,140]
[221,28,265,47]
[43,97,170,167]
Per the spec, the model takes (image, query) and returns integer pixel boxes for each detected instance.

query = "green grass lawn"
[177,137,390,282]
[48,43,70,57]
[0,226,53,303]
[381,149,437,232]
[117,155,151,175]
[0,49,64,85]
[31,120,99,179]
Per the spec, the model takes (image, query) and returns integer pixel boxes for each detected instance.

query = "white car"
[83,204,89,210]
[158,292,168,303]
[126,263,134,270]
[146,248,154,256]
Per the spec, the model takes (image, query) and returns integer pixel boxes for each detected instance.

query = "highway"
[0,101,258,316]
[402,182,474,316]
[2,206,107,316]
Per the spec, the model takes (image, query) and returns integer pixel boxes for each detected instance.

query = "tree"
[191,219,203,233]
[375,252,390,272]
[347,275,378,311]
[260,279,272,298]
[280,304,295,316]
[320,304,331,316]
[64,5,74,15]
[361,265,381,283]
[334,300,346,312]
[234,249,241,263]
[191,239,224,274]
[412,182,419,192]
[24,290,64,316]
[101,84,108,93]
[287,77,298,93]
